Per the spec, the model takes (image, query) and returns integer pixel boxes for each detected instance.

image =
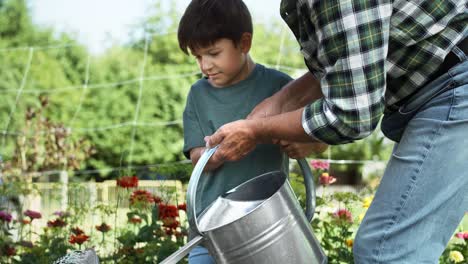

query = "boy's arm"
[189,147,224,172]
[278,141,328,159]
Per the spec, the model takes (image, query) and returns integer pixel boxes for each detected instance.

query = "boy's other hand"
[278,140,328,159]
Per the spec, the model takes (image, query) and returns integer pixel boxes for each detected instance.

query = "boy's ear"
[240,32,252,53]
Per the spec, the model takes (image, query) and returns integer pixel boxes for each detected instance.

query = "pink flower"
[24,210,42,220]
[455,231,468,240]
[310,160,330,170]
[0,211,12,223]
[319,172,337,185]
[333,209,353,223]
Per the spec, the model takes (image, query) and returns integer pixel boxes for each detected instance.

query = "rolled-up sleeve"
[302,0,392,144]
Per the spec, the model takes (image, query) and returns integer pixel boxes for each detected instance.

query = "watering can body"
[161,147,327,264]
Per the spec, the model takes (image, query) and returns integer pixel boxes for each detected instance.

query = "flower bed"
[0,163,466,263]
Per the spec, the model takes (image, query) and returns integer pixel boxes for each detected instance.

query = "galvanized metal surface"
[161,147,328,264]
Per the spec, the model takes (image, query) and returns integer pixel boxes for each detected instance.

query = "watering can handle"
[186,146,219,235]
[297,158,316,222]
[187,146,317,235]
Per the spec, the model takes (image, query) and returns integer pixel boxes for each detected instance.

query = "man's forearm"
[278,72,322,113]
[253,108,318,143]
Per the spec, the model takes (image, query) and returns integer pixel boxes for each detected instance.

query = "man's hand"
[205,119,262,162]
[278,141,328,159]
[189,147,224,171]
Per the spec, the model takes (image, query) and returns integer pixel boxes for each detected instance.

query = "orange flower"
[130,189,155,206]
[69,234,90,245]
[129,217,142,224]
[71,227,84,235]
[96,223,111,233]
[116,176,138,188]
[21,219,31,225]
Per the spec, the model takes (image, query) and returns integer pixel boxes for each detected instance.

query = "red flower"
[69,234,90,245]
[333,209,353,223]
[96,223,111,233]
[3,245,16,257]
[47,218,67,228]
[71,227,84,235]
[129,217,142,224]
[177,203,187,211]
[159,204,179,219]
[24,210,42,220]
[116,176,138,188]
[319,172,337,186]
[129,189,155,206]
[162,217,180,229]
[164,228,174,236]
[154,195,162,204]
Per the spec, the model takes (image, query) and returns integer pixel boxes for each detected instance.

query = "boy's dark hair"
[178,0,253,54]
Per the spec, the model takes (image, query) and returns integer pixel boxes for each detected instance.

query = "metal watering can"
[161,146,327,264]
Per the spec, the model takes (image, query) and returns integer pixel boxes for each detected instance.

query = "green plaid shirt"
[281,0,467,144]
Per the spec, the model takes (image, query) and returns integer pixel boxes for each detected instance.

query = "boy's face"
[191,35,251,88]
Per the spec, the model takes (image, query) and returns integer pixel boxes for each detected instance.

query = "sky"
[31,0,283,54]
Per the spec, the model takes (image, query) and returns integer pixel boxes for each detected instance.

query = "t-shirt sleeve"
[276,70,293,92]
[182,89,206,159]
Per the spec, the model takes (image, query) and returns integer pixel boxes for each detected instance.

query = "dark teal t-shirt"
[183,64,292,217]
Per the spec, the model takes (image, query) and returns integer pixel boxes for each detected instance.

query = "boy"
[178,0,324,263]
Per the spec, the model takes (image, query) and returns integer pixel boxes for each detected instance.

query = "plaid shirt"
[281,0,467,144]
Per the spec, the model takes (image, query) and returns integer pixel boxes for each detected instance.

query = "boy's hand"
[278,140,328,159]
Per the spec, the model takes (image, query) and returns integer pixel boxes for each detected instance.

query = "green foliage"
[0,0,392,184]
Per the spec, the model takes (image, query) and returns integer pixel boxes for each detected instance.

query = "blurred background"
[3,1,464,263]
[0,0,392,184]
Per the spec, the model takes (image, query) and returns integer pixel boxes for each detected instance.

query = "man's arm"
[205,108,321,162]
[278,140,328,159]
[247,72,322,119]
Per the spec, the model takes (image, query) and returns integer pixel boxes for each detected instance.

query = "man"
[205,0,467,262]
